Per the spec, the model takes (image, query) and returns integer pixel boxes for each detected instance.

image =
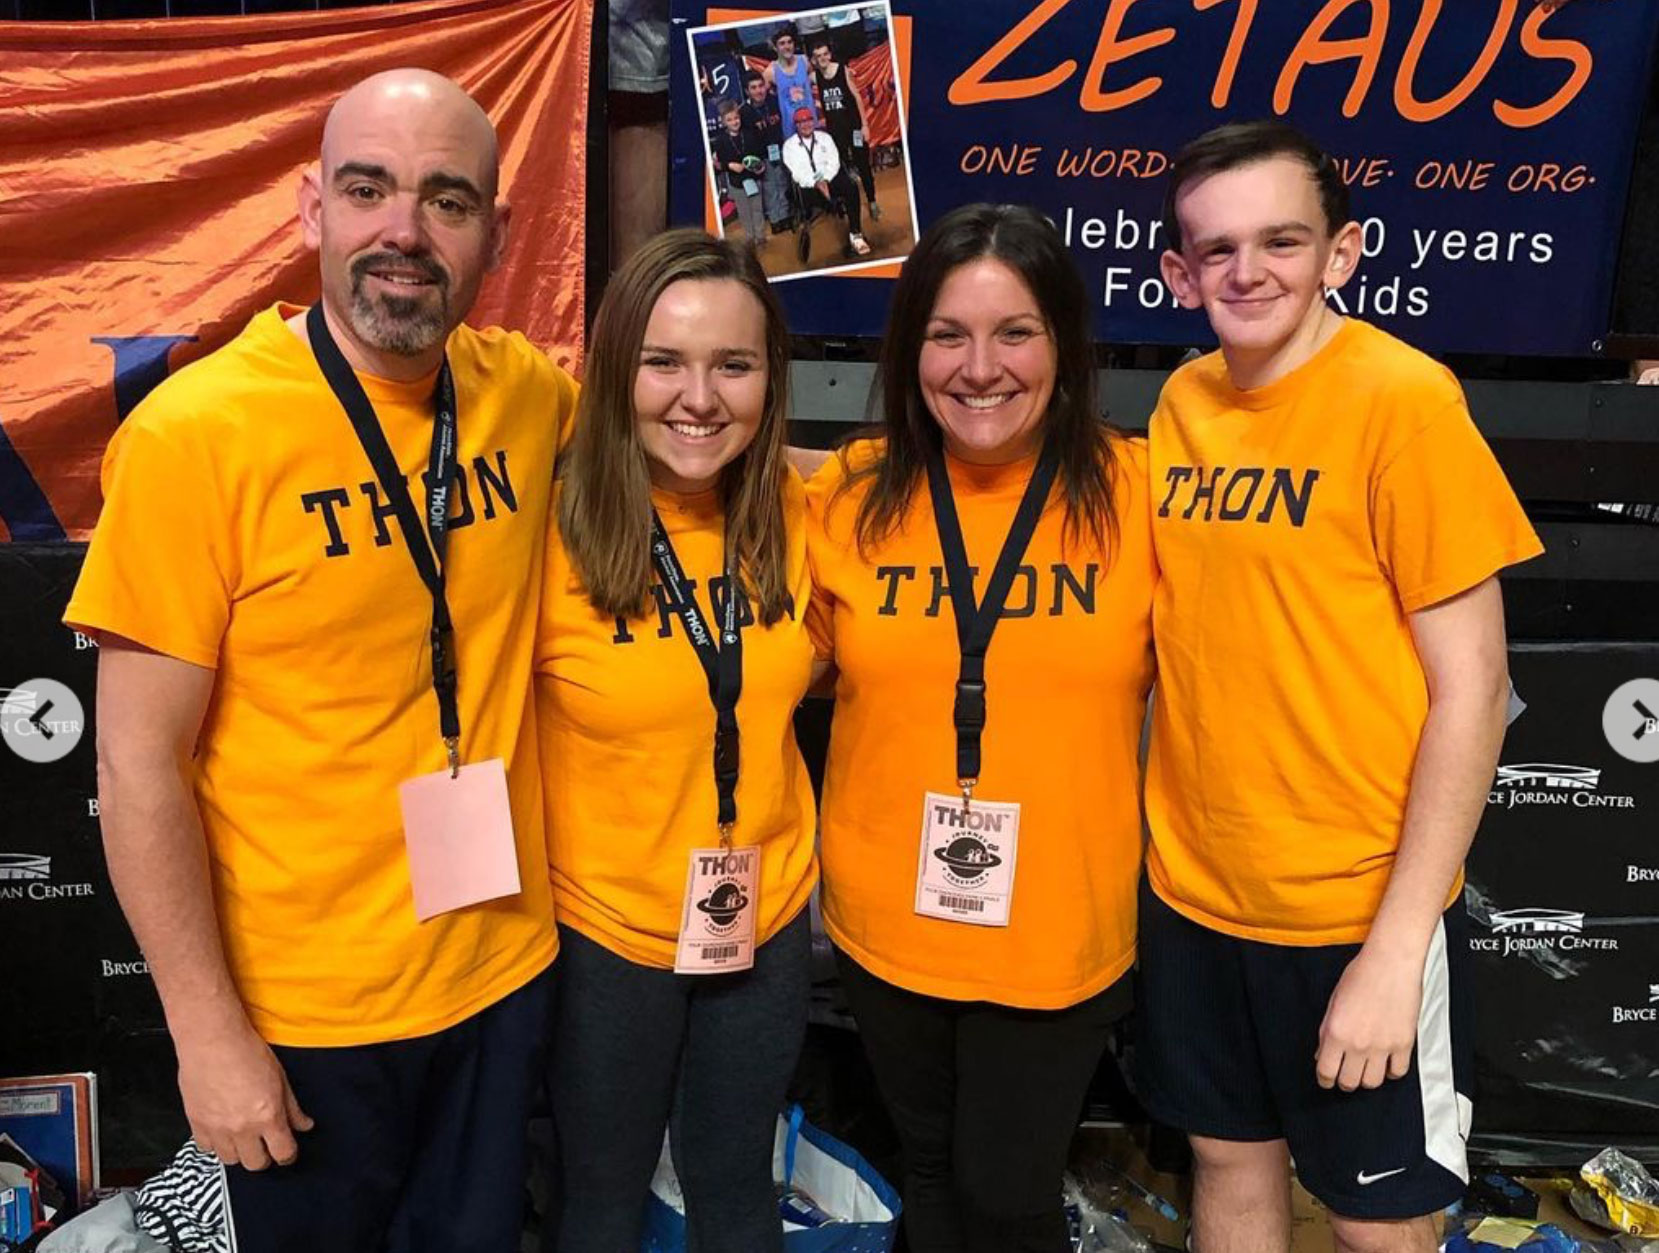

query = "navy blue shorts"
[225,966,553,1253]
[1135,882,1474,1220]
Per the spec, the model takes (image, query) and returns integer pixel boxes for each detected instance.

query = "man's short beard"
[347,254,452,356]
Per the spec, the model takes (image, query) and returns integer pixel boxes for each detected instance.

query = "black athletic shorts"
[1134,879,1475,1220]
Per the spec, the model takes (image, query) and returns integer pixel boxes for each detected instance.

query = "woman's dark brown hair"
[840,202,1120,557]
[559,228,794,623]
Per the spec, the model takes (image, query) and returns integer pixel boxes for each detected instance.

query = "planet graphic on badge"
[697,881,750,925]
[934,836,1001,880]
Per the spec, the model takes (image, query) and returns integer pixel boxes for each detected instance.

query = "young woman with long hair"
[538,228,819,1251]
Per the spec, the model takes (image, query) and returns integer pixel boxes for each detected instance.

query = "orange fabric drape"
[848,42,900,148]
[0,0,592,541]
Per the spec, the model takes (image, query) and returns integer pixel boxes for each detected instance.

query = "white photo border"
[684,1,921,283]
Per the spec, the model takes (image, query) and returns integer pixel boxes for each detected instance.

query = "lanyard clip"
[958,777,976,814]
[953,679,986,731]
[718,821,735,852]
[444,735,461,779]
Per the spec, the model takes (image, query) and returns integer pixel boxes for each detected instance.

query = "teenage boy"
[808,36,880,220]
[764,27,816,126]
[1138,120,1542,1253]
[740,71,791,234]
[780,107,869,261]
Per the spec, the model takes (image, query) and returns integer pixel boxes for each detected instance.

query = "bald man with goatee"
[66,69,579,1250]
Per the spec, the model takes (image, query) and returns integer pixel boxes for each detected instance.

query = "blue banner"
[671,0,1659,357]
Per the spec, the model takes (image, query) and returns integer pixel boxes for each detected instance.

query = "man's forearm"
[100,751,250,1043]
[1368,676,1509,956]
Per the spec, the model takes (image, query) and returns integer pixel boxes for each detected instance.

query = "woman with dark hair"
[805,203,1157,1253]
[538,228,819,1251]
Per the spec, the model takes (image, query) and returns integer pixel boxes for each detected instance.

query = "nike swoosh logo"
[1356,1168,1407,1186]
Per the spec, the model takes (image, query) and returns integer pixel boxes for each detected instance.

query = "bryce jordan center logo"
[1487,762,1637,811]
[1473,906,1619,959]
[1611,980,1659,1027]
[0,853,95,903]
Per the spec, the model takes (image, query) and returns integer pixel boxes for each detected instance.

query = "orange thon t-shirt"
[535,473,819,968]
[1146,317,1543,945]
[65,304,578,1046]
[806,436,1156,1009]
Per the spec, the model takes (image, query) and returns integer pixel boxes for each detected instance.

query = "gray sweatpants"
[726,176,766,246]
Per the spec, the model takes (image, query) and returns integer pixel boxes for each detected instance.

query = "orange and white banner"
[0,0,592,541]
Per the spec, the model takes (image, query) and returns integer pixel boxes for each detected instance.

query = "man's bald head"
[321,68,500,198]
[297,68,511,379]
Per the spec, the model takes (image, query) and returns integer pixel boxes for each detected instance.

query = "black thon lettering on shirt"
[611,573,776,646]
[872,563,1098,618]
[1157,465,1321,527]
[299,449,518,558]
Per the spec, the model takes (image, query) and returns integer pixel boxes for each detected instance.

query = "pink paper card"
[398,758,521,922]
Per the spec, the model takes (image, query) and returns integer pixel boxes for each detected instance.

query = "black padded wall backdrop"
[1466,643,1659,1163]
[0,545,188,1177]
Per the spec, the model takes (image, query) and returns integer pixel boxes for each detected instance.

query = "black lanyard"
[306,303,464,776]
[649,511,743,845]
[923,437,1060,809]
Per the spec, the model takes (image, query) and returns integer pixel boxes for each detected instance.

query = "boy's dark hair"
[770,25,798,48]
[809,35,834,56]
[1162,120,1350,250]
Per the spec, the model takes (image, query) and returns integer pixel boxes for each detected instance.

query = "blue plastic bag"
[642,1105,901,1252]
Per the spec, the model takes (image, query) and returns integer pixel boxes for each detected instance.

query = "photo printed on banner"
[687,3,920,282]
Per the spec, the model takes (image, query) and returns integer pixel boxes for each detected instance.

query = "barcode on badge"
[704,944,740,960]
[937,893,985,913]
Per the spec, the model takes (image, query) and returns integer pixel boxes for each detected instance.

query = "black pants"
[545,912,811,1253]
[836,950,1128,1253]
[225,966,553,1253]
[800,168,862,235]
[831,132,877,206]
